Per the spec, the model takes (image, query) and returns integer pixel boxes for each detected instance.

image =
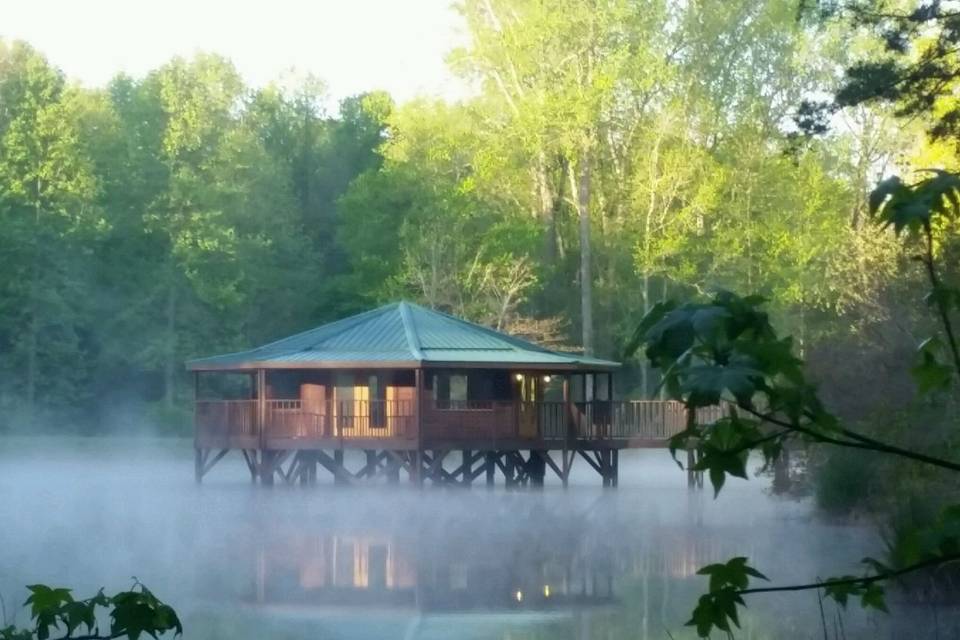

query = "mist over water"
[0,439,950,639]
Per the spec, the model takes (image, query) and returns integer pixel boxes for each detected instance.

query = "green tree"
[0,42,102,426]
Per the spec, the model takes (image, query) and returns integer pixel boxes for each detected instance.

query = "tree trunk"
[536,151,558,265]
[25,285,38,424]
[164,275,178,410]
[571,152,594,356]
[25,192,42,424]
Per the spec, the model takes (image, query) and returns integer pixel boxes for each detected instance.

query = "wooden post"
[528,451,545,488]
[612,448,619,487]
[193,372,202,484]
[193,371,200,444]
[256,369,267,447]
[261,450,275,486]
[308,452,318,485]
[607,372,614,438]
[485,452,495,487]
[562,375,572,488]
[462,449,472,486]
[388,452,400,484]
[334,449,346,485]
[413,368,423,487]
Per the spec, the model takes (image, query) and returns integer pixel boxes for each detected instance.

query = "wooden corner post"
[413,367,423,486]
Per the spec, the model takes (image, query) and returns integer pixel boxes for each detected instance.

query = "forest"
[0,0,940,437]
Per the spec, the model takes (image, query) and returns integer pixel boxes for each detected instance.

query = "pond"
[0,438,949,639]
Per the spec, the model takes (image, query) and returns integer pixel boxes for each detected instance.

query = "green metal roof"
[186,301,620,371]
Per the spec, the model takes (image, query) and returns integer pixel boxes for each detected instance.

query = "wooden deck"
[195,398,722,451]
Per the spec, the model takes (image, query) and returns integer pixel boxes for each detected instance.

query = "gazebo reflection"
[253,529,616,612]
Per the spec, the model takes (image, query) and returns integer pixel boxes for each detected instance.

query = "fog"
[0,439,952,639]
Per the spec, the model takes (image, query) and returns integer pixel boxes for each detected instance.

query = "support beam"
[194,448,205,483]
[542,450,563,481]
[333,449,347,485]
[241,449,258,482]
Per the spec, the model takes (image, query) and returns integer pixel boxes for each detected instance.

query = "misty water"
[1,438,953,639]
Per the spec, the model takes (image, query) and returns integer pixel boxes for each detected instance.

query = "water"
[0,438,951,638]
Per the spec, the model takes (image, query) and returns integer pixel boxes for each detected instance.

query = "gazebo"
[188,301,701,487]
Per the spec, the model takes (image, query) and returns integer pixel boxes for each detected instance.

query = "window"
[334,373,355,430]
[449,374,468,407]
[369,374,386,428]
[433,372,492,410]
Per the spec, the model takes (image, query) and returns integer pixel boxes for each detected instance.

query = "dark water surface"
[0,438,952,638]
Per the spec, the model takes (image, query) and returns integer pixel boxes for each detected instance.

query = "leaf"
[681,361,762,406]
[623,300,676,359]
[860,583,888,612]
[911,350,952,394]
[823,578,858,608]
[868,175,903,216]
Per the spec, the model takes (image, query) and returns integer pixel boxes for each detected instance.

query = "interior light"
[543,375,551,383]
[514,373,523,381]
[543,584,551,598]
[515,590,523,603]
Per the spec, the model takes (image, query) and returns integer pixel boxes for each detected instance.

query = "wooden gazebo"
[188,301,711,486]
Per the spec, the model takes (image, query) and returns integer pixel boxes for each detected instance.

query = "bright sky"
[2,0,470,106]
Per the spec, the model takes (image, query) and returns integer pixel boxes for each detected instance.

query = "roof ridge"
[397,301,424,361]
[404,301,554,354]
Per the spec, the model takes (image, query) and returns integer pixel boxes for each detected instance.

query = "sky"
[2,0,470,106]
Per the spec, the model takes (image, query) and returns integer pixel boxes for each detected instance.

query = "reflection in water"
[254,523,618,612]
[3,440,954,639]
[200,491,765,638]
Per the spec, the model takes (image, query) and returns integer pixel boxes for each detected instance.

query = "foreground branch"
[737,552,960,596]
[743,407,960,473]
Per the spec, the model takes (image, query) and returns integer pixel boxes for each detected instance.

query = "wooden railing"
[195,400,257,438]
[196,398,723,445]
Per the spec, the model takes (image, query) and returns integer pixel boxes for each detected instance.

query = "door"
[517,374,539,438]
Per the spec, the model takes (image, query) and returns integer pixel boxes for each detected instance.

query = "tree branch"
[737,551,960,596]
[742,407,960,473]
[923,221,960,379]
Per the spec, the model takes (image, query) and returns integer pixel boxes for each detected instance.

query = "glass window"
[433,372,470,409]
[449,374,468,405]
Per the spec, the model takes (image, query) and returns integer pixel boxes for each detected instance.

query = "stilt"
[528,451,546,488]
[686,448,696,489]
[611,448,619,487]
[194,448,204,484]
[242,449,259,482]
[485,452,496,487]
[334,449,347,485]
[411,449,422,486]
[307,452,318,485]
[461,449,472,486]
[260,450,275,486]
[387,452,401,484]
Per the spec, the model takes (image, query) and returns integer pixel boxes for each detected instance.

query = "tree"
[626,169,960,636]
[0,42,102,426]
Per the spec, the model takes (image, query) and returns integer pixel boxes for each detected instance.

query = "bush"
[814,448,878,514]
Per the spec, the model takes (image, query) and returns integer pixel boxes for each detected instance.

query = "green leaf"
[911,350,952,394]
[681,361,762,407]
[860,583,888,612]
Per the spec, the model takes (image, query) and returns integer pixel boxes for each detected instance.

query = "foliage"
[0,582,180,640]
[0,2,929,437]
[626,160,960,634]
